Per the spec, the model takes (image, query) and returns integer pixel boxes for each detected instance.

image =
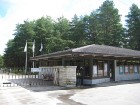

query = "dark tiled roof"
[72,44,140,57]
[31,44,140,60]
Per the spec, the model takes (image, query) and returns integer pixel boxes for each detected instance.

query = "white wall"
[39,66,77,86]
[83,78,110,85]
[115,66,140,81]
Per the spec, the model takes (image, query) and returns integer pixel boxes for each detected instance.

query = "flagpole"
[33,40,35,68]
[33,52,34,68]
[25,40,27,74]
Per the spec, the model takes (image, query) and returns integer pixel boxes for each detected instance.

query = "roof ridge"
[72,44,95,52]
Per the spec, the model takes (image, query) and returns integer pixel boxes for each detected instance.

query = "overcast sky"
[0,0,140,55]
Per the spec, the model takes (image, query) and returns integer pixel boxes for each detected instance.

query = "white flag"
[24,41,27,52]
[32,40,35,53]
[39,42,43,52]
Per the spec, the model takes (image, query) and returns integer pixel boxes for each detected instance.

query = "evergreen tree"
[126,4,140,50]
[97,0,124,46]
[0,55,3,68]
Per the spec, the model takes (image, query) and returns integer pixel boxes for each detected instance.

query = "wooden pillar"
[90,58,93,79]
[62,57,65,66]
[39,60,42,67]
[114,60,117,81]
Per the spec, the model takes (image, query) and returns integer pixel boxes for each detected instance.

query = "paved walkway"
[0,80,140,105]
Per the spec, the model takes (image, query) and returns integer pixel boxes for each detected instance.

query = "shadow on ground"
[93,79,140,88]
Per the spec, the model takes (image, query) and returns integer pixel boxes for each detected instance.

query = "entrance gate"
[0,69,59,87]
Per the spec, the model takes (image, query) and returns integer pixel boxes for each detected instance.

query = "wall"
[83,78,110,85]
[58,66,77,86]
[115,66,140,81]
[39,66,77,87]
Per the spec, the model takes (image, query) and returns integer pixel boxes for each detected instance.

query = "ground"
[0,80,140,105]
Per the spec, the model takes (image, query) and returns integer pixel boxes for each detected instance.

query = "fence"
[0,69,54,87]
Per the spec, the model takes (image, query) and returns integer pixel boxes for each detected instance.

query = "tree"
[88,10,100,44]
[34,16,54,54]
[97,0,124,46]
[3,1,127,68]
[0,55,3,68]
[3,39,15,67]
[126,4,140,50]
[69,14,87,47]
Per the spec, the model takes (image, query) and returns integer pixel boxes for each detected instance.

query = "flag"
[39,42,43,52]
[24,41,27,52]
[32,40,35,53]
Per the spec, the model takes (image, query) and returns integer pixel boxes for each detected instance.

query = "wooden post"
[62,57,65,66]
[90,58,93,79]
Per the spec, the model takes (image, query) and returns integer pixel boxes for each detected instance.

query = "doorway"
[109,61,115,81]
[76,66,84,86]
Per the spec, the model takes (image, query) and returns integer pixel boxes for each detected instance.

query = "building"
[30,44,140,86]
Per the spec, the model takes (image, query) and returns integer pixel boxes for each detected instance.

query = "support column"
[114,60,117,81]
[62,57,65,66]
[39,60,42,67]
[90,58,93,79]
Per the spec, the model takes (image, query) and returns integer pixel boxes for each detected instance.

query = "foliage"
[0,55,3,67]
[4,0,139,68]
[126,4,140,50]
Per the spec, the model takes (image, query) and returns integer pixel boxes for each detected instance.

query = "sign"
[93,65,97,77]
[31,68,40,72]
[104,63,108,76]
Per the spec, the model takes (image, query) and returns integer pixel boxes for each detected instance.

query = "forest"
[2,0,140,68]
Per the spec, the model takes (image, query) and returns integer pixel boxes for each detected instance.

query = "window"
[125,65,129,74]
[139,66,140,74]
[129,65,134,74]
[119,66,124,74]
[98,61,104,77]
[134,65,138,73]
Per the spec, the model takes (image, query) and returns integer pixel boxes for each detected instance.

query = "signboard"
[93,65,97,77]
[104,63,108,76]
[31,68,40,72]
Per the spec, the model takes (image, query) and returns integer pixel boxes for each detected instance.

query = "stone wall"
[58,66,77,86]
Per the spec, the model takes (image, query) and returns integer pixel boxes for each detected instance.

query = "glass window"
[134,65,138,73]
[125,65,129,74]
[98,61,104,77]
[129,65,134,74]
[119,66,124,74]
[138,66,140,74]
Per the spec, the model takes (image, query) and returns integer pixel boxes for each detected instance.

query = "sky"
[0,0,140,55]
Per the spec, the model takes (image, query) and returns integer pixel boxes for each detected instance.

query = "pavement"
[0,80,140,105]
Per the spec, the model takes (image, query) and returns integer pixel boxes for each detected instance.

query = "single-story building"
[30,44,140,86]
